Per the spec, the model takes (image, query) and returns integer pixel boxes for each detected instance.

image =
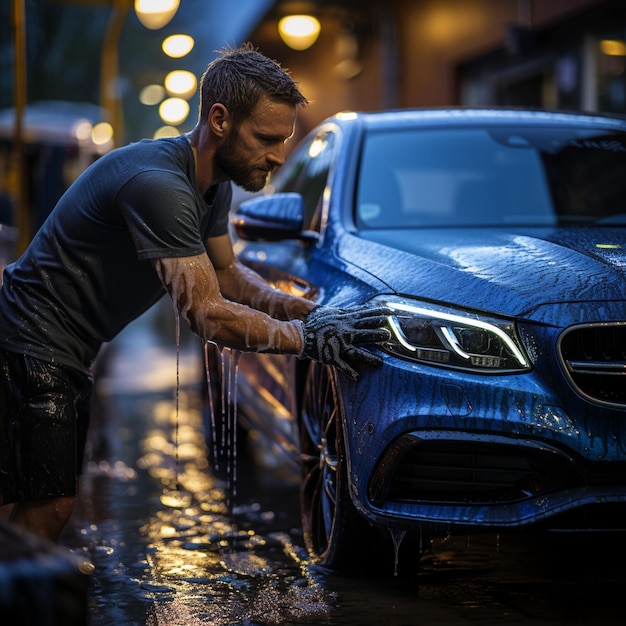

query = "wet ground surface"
[60,308,626,625]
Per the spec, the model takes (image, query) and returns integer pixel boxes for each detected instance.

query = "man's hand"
[299,305,391,380]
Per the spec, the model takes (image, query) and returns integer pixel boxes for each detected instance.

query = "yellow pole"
[12,0,30,255]
[100,0,131,147]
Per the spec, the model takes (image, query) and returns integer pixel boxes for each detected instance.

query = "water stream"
[203,341,242,511]
[70,370,335,625]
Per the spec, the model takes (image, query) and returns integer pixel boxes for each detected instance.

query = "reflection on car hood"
[348,227,626,318]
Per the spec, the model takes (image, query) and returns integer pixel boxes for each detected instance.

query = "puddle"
[60,306,626,626]
[64,311,335,625]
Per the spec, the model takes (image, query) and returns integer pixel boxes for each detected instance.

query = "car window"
[271,129,336,231]
[356,127,626,228]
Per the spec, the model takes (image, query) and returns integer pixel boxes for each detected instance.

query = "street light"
[162,34,194,58]
[159,98,189,126]
[101,0,180,146]
[164,70,197,100]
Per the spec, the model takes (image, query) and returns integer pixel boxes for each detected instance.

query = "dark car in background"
[230,108,626,573]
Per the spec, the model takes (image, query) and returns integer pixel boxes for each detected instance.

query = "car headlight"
[376,297,531,374]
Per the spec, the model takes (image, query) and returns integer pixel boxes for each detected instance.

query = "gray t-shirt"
[0,135,232,373]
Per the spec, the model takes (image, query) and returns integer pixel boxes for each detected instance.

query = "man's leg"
[1,352,91,544]
[10,496,76,543]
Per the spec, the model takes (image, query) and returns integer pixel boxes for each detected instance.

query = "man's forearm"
[153,255,304,354]
[216,261,314,321]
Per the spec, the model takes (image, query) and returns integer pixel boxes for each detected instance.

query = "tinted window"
[271,130,336,231]
[356,127,626,228]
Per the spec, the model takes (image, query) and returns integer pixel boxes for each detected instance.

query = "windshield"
[356,126,626,228]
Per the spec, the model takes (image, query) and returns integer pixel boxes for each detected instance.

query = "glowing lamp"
[139,84,166,106]
[600,39,626,56]
[134,0,180,30]
[162,34,194,58]
[164,70,197,100]
[278,15,320,50]
[159,97,189,125]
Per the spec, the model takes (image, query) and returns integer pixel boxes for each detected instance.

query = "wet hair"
[198,43,308,124]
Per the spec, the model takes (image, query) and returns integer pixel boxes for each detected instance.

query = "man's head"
[199,43,308,126]
[198,44,308,193]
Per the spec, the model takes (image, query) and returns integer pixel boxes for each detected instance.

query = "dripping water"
[203,341,242,512]
[221,347,241,511]
[204,340,220,470]
[174,307,181,490]
[159,305,188,508]
[388,528,407,576]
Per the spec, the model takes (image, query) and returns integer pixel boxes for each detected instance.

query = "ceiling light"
[134,0,180,30]
[600,39,626,56]
[278,15,321,50]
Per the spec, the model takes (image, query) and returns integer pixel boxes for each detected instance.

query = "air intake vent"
[369,435,581,506]
[558,323,626,407]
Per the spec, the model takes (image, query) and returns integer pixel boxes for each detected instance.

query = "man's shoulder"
[118,135,188,164]
[111,136,192,188]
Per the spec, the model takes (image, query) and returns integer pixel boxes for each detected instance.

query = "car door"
[235,128,338,475]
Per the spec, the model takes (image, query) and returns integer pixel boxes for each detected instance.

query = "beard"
[215,132,269,193]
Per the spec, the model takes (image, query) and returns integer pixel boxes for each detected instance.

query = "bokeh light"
[158,97,190,125]
[162,34,195,58]
[278,15,321,50]
[91,122,114,146]
[139,84,166,106]
[134,0,180,30]
[164,70,197,100]
[153,125,180,139]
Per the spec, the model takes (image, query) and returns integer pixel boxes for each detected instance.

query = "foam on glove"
[299,305,391,380]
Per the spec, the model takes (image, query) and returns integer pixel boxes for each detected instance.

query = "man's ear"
[209,103,229,136]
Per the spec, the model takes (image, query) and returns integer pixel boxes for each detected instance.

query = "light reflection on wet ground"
[60,308,626,626]
[62,308,336,626]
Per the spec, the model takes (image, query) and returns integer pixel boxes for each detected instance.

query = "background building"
[2,0,626,248]
[246,0,626,138]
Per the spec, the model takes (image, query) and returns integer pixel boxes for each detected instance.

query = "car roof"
[332,107,626,132]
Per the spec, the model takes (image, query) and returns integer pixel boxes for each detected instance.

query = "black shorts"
[0,349,92,504]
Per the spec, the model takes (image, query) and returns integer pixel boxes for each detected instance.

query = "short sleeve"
[119,170,207,260]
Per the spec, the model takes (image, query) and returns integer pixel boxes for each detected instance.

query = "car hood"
[343,226,626,319]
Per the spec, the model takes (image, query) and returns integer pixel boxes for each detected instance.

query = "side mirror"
[232,193,318,242]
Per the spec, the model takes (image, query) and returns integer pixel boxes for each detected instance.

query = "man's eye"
[259,135,282,145]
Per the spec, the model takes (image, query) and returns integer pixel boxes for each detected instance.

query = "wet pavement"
[59,304,626,625]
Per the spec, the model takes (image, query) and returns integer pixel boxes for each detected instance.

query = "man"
[0,45,389,543]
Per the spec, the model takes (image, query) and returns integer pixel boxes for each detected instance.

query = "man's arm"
[153,237,392,380]
[152,252,303,354]
[205,233,315,321]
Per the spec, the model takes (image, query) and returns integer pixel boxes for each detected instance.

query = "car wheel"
[299,362,381,571]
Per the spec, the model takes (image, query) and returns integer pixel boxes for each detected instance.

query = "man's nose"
[267,142,286,167]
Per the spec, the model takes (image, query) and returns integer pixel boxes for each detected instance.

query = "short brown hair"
[198,43,308,124]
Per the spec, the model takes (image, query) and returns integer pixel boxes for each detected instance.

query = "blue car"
[230,108,626,572]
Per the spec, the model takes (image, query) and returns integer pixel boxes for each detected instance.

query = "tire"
[299,362,383,572]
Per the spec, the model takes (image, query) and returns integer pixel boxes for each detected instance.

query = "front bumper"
[362,429,626,533]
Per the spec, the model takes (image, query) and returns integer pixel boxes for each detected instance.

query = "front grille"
[369,435,582,506]
[558,323,626,407]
